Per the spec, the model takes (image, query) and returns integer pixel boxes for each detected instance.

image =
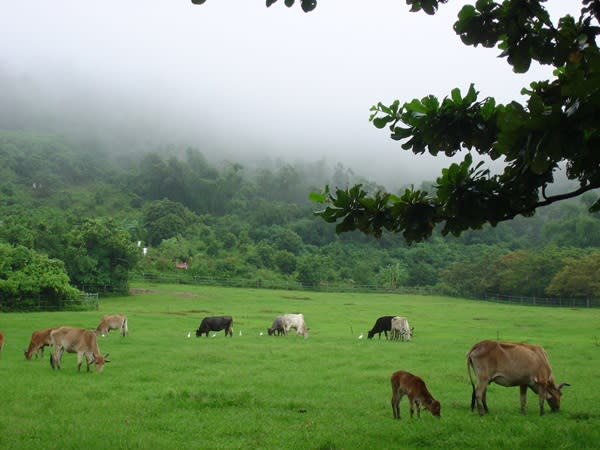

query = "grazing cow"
[391,370,441,419]
[267,316,286,336]
[24,328,56,360]
[95,314,128,337]
[467,340,569,416]
[367,316,394,339]
[196,316,233,337]
[49,327,109,372]
[280,313,309,338]
[390,316,412,341]
[0,330,4,353]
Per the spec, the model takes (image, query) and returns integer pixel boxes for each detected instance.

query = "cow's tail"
[467,353,476,412]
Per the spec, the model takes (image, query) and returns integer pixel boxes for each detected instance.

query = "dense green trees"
[63,218,139,294]
[0,243,80,311]
[1,129,598,308]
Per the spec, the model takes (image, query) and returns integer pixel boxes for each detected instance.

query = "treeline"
[0,130,599,310]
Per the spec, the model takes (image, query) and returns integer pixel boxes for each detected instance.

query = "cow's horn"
[558,382,570,391]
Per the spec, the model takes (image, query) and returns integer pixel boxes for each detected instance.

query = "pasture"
[0,284,598,449]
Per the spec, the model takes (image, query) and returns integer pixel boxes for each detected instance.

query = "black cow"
[196,316,233,337]
[267,316,285,336]
[367,316,395,339]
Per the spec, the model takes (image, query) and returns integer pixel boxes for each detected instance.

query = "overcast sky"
[0,1,581,186]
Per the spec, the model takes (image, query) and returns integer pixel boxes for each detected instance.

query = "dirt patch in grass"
[130,288,160,295]
[282,295,312,301]
[173,291,198,298]
[472,317,489,320]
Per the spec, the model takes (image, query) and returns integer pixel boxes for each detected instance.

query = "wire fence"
[129,272,599,308]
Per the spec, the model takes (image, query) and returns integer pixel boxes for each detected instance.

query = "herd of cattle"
[0,312,569,418]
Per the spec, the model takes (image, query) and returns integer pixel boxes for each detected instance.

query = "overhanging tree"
[195,0,600,243]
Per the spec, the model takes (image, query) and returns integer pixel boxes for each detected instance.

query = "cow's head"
[24,349,33,360]
[429,399,441,417]
[195,328,202,337]
[91,353,110,372]
[367,330,375,339]
[546,382,570,412]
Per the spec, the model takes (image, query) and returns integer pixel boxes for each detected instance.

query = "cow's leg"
[475,381,489,416]
[537,387,546,416]
[77,352,83,372]
[391,390,402,419]
[384,330,389,340]
[519,385,528,414]
[408,396,415,418]
[481,386,489,413]
[415,400,421,418]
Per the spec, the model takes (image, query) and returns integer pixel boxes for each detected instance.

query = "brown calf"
[390,370,441,419]
[95,314,128,337]
[24,328,56,360]
[467,340,569,416]
[50,326,109,372]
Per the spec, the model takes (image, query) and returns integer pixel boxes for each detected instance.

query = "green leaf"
[451,87,462,104]
[301,0,317,12]
[464,83,478,104]
[309,191,326,203]
[284,0,294,7]
[373,116,393,129]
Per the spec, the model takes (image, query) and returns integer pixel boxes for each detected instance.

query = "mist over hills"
[0,63,456,190]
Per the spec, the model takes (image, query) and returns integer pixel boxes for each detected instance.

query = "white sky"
[0,1,582,185]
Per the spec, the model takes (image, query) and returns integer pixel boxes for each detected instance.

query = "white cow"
[281,313,309,338]
[391,316,412,341]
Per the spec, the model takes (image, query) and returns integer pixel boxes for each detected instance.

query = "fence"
[129,272,599,308]
[472,292,597,308]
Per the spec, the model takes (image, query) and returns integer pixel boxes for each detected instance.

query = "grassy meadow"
[0,283,599,449]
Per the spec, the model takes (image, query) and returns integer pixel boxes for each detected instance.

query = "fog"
[0,1,580,187]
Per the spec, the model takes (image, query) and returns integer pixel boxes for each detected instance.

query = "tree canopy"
[192,0,600,243]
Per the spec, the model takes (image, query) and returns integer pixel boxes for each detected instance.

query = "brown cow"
[467,340,569,416]
[50,326,109,372]
[390,370,441,419]
[95,314,128,337]
[24,328,56,360]
[0,330,4,353]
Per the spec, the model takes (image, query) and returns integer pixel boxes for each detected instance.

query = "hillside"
[0,129,599,308]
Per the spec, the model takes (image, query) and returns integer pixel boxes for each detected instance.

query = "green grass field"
[1,284,599,449]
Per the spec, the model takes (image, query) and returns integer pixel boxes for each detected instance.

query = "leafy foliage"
[311,1,600,243]
[1,130,598,301]
[0,243,79,311]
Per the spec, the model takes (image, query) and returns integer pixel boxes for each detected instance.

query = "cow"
[49,326,109,372]
[390,316,412,341]
[196,316,233,337]
[467,340,569,416]
[0,330,4,353]
[267,316,286,336]
[95,314,128,337]
[391,370,441,419]
[367,316,394,339]
[24,328,56,360]
[280,313,309,338]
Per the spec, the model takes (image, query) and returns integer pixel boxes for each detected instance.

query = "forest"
[0,129,599,310]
